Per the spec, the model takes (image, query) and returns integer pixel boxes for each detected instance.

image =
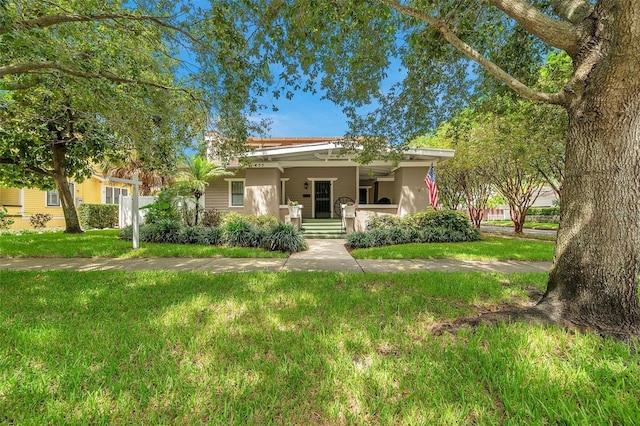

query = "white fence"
[119,196,156,228]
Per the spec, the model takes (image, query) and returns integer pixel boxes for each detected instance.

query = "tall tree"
[0,1,205,232]
[212,0,638,337]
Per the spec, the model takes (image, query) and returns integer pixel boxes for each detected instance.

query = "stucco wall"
[244,168,281,217]
[394,167,431,217]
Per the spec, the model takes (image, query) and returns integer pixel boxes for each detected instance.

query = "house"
[203,136,454,230]
[0,175,132,229]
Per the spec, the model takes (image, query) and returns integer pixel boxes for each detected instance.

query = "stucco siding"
[394,167,431,217]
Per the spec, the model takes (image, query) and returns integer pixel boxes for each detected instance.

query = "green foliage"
[200,209,223,227]
[267,222,308,253]
[29,213,52,229]
[77,204,118,229]
[0,206,14,229]
[142,187,181,224]
[366,215,402,231]
[527,207,560,216]
[221,216,258,247]
[404,210,475,234]
[139,219,183,244]
[349,210,479,248]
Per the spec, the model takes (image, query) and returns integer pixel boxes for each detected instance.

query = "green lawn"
[351,236,555,261]
[484,220,559,230]
[0,229,286,258]
[1,270,637,424]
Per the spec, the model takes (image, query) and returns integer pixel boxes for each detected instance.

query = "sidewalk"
[0,239,551,274]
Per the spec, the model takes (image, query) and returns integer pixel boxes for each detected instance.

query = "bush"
[201,227,223,245]
[527,207,560,216]
[366,214,402,230]
[178,226,209,245]
[200,209,223,227]
[142,187,180,224]
[0,207,15,229]
[30,213,52,229]
[267,222,308,253]
[347,231,374,249]
[403,210,473,234]
[119,225,133,241]
[77,204,118,229]
[222,215,258,247]
[251,214,279,228]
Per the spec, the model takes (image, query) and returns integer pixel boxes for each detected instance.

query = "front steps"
[301,219,345,239]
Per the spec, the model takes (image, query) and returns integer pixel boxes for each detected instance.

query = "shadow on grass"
[0,271,637,424]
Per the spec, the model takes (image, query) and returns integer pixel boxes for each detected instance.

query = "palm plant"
[176,155,232,225]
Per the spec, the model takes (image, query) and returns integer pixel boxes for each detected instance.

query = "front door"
[314,181,331,218]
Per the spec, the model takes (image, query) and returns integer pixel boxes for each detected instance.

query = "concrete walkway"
[0,239,551,274]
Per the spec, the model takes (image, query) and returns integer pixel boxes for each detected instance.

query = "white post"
[107,173,141,250]
[132,172,139,249]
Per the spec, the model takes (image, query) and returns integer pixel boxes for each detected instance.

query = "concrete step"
[302,219,345,239]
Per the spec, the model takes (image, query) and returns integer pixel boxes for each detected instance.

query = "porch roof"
[230,141,455,180]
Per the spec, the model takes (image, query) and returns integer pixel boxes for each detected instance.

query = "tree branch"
[2,13,200,44]
[378,0,567,105]
[488,0,580,56]
[550,0,594,24]
[0,61,202,101]
[0,157,53,177]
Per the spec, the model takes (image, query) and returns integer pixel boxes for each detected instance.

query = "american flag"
[424,163,439,210]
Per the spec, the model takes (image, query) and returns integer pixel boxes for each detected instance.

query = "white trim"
[306,177,339,182]
[226,178,245,207]
[280,178,290,205]
[19,189,24,215]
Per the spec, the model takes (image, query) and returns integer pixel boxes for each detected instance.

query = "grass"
[1,270,638,424]
[0,229,287,258]
[484,220,559,230]
[351,235,555,261]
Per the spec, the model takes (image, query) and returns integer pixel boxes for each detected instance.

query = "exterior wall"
[1,177,132,230]
[282,166,357,219]
[204,169,246,213]
[244,168,281,217]
[394,167,431,217]
[375,181,395,203]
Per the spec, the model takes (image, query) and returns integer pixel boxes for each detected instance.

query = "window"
[106,186,129,205]
[229,180,245,207]
[359,187,370,204]
[46,183,75,207]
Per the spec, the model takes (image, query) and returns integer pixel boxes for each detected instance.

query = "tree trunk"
[51,142,83,234]
[509,202,525,234]
[467,207,483,228]
[536,2,640,338]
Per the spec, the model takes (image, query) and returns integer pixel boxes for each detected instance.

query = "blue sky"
[256,92,350,137]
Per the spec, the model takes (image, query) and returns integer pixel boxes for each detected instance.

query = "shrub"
[403,210,474,234]
[178,226,210,245]
[142,187,180,224]
[252,214,279,228]
[77,204,118,229]
[366,214,402,230]
[200,209,223,227]
[0,207,15,229]
[384,226,412,245]
[527,207,560,216]
[347,231,374,249]
[222,215,258,247]
[201,227,223,245]
[119,225,133,241]
[267,222,308,253]
[30,213,52,229]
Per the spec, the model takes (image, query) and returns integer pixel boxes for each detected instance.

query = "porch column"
[394,167,431,217]
[244,168,281,217]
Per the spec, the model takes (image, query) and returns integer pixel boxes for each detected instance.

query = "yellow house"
[0,175,132,229]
